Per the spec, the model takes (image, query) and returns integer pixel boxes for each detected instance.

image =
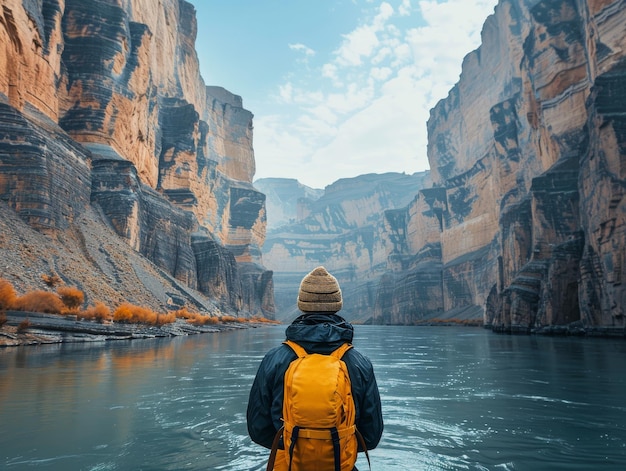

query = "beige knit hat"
[297,266,343,313]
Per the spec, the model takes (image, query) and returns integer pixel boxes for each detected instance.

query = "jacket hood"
[285,313,354,354]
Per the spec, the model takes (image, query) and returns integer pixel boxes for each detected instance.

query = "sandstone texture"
[395,0,625,333]
[263,0,625,335]
[254,178,324,230]
[261,172,431,322]
[0,0,273,318]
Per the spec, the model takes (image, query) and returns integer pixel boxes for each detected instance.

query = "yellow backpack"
[266,340,369,471]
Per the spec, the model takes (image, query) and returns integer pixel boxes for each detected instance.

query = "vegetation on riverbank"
[0,277,279,330]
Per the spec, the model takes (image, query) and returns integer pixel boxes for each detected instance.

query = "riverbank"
[0,311,267,347]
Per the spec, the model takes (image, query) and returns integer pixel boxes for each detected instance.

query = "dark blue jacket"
[247,313,384,452]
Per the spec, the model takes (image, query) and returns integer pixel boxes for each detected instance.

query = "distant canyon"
[259,0,626,335]
[1,0,624,335]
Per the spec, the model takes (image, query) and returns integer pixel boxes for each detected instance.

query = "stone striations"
[389,0,625,332]
[261,172,431,322]
[266,0,625,330]
[254,178,324,231]
[0,0,273,318]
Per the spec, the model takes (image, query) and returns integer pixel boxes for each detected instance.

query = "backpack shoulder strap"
[284,340,353,359]
[266,425,284,471]
[330,342,353,359]
[355,428,372,471]
[283,340,308,358]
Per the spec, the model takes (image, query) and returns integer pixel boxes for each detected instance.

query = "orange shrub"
[57,286,85,310]
[113,303,159,325]
[17,318,31,332]
[187,313,219,326]
[41,273,62,287]
[155,312,176,326]
[114,303,140,323]
[13,291,64,314]
[171,308,219,326]
[172,307,193,319]
[80,302,111,323]
[0,278,17,310]
[251,316,281,324]
[219,315,249,323]
[113,303,133,323]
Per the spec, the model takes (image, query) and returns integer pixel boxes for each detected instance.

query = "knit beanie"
[297,266,343,313]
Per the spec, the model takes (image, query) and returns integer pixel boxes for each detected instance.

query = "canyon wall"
[385,0,624,332]
[254,178,324,231]
[0,0,273,317]
[263,0,625,333]
[261,172,431,322]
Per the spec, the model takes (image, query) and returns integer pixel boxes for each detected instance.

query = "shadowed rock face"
[0,103,91,232]
[254,178,324,231]
[261,0,625,331]
[261,172,432,322]
[0,0,273,317]
[402,0,625,332]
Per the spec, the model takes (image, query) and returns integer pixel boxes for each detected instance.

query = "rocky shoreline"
[0,311,265,347]
[488,322,626,338]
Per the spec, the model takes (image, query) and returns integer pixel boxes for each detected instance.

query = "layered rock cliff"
[254,178,324,230]
[261,172,431,322]
[263,0,625,334]
[379,0,625,332]
[0,0,273,317]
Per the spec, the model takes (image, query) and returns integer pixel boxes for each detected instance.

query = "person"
[247,266,384,470]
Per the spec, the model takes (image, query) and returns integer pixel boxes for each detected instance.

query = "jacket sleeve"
[346,350,384,450]
[247,345,294,449]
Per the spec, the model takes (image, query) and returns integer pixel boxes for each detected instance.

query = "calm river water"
[1,326,625,470]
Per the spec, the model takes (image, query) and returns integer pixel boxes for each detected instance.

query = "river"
[1,326,625,470]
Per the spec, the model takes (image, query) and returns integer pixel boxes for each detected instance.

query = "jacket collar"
[285,313,354,354]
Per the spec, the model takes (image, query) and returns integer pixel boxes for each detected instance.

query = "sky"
[187,0,499,189]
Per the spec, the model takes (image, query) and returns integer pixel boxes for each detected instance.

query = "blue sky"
[187,0,499,189]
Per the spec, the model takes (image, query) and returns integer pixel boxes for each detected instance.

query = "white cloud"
[371,66,392,81]
[278,82,294,103]
[322,63,340,84]
[372,46,391,65]
[375,2,395,26]
[398,0,412,16]
[332,2,395,68]
[289,43,315,57]
[252,0,499,188]
[335,25,381,67]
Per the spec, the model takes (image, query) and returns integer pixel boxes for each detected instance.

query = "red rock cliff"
[394,0,625,333]
[0,0,273,317]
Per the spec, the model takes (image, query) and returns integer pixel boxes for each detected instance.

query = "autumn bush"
[155,312,176,326]
[113,303,175,326]
[219,316,250,323]
[17,318,31,332]
[0,278,17,310]
[172,307,194,320]
[13,291,64,314]
[41,273,62,287]
[171,307,219,326]
[250,316,280,324]
[57,286,85,310]
[114,303,153,324]
[189,313,219,326]
[79,302,112,323]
